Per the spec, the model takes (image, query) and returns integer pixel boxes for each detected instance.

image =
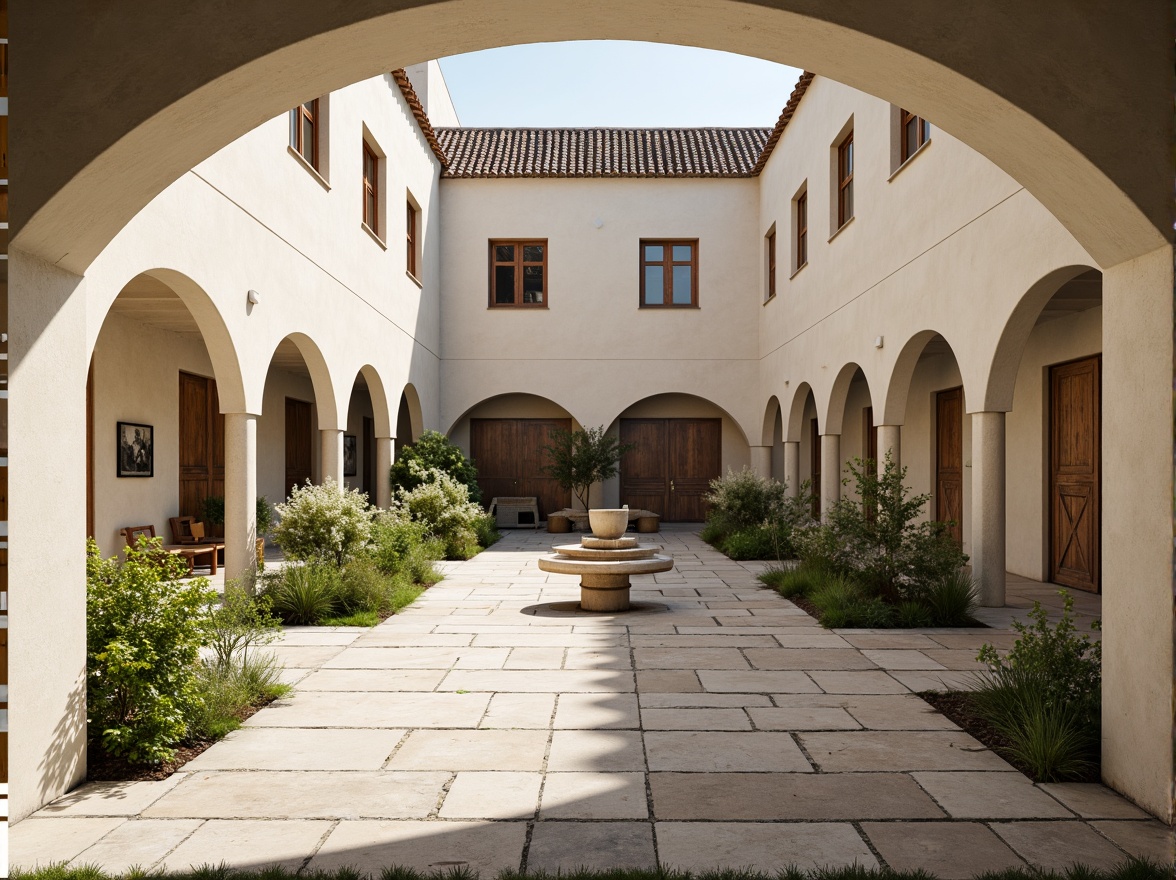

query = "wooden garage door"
[1050,356,1100,592]
[620,418,721,522]
[469,418,570,519]
[935,387,963,544]
[179,372,225,523]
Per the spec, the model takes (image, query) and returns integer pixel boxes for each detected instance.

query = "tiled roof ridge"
[750,70,815,175]
[391,68,449,168]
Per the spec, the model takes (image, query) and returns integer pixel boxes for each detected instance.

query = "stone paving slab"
[14,527,1162,874]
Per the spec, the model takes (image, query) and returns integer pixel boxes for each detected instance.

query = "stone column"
[750,445,772,479]
[877,424,901,475]
[970,411,1006,608]
[320,428,344,487]
[224,412,258,582]
[375,436,393,508]
[820,433,840,522]
[783,441,800,498]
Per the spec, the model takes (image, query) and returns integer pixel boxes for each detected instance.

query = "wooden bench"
[488,496,540,529]
[121,524,220,575]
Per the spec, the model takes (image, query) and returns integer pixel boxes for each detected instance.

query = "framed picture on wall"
[343,434,358,476]
[117,421,154,477]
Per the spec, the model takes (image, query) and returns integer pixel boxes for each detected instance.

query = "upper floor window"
[290,100,318,170]
[640,239,698,308]
[490,240,547,308]
[837,131,854,228]
[900,109,930,162]
[406,200,419,279]
[765,228,777,302]
[362,141,380,236]
[795,189,808,270]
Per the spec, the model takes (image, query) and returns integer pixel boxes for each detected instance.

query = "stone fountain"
[537,508,674,611]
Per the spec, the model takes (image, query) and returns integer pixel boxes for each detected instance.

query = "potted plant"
[202,495,226,539]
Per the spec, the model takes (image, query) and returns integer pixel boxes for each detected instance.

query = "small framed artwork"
[117,421,154,477]
[343,434,358,476]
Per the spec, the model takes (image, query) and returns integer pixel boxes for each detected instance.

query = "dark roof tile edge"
[750,70,815,176]
[391,68,449,168]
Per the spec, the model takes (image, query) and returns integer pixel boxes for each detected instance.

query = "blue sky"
[438,42,804,128]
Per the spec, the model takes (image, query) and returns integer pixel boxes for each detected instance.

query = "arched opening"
[606,392,749,523]
[86,271,244,563]
[823,364,875,503]
[345,366,394,505]
[448,392,579,519]
[761,395,783,481]
[259,334,336,503]
[883,331,969,549]
[993,268,1104,590]
[782,382,820,517]
[395,383,425,461]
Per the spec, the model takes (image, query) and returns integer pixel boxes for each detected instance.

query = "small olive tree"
[542,426,634,511]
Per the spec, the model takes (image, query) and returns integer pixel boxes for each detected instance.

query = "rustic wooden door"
[469,418,571,518]
[620,418,721,521]
[179,372,225,525]
[620,419,669,515]
[284,397,312,497]
[668,419,721,521]
[809,418,821,519]
[1050,356,1100,592]
[935,387,963,543]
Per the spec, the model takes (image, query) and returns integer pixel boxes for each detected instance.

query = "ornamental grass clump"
[971,591,1102,781]
[86,538,215,763]
[272,479,374,566]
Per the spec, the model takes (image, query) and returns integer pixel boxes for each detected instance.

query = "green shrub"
[473,513,500,549]
[796,453,966,602]
[394,466,489,560]
[205,585,281,671]
[924,568,979,626]
[699,520,727,546]
[189,649,288,741]
[390,430,482,503]
[758,565,818,599]
[337,557,422,617]
[262,562,340,625]
[705,467,787,533]
[86,538,215,763]
[272,480,374,566]
[256,496,274,538]
[369,514,439,577]
[972,590,1102,780]
[721,525,782,560]
[808,573,895,628]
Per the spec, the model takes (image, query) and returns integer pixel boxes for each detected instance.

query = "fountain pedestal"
[537,511,674,611]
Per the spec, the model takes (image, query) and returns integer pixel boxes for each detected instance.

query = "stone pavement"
[14,527,1172,876]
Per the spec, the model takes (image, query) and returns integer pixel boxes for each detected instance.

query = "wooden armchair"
[169,515,205,544]
[120,524,218,575]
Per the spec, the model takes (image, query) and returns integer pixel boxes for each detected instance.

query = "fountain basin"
[588,508,630,539]
[549,543,661,561]
[538,551,673,611]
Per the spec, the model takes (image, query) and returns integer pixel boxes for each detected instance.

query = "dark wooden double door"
[620,418,721,522]
[285,397,313,498]
[935,387,964,544]
[470,418,570,519]
[179,372,225,523]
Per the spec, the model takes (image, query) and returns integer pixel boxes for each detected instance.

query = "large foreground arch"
[14,1,1170,272]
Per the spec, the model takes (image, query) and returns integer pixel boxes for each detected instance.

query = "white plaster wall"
[257,366,320,507]
[448,393,580,456]
[438,177,762,443]
[404,61,461,127]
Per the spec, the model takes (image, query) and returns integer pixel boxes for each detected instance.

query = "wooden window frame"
[290,99,318,169]
[900,109,930,163]
[837,131,854,228]
[488,239,549,309]
[639,239,699,308]
[795,191,808,270]
[362,140,379,236]
[406,200,418,279]
[765,229,777,301]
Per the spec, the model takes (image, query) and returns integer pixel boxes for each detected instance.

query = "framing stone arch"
[396,383,426,451]
[760,395,782,447]
[783,381,816,444]
[879,330,969,426]
[265,333,340,431]
[16,3,1168,274]
[345,365,395,506]
[982,265,1101,412]
[354,364,393,439]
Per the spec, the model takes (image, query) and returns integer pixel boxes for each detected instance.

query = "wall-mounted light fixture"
[874,335,884,349]
[247,289,261,305]
[593,217,604,229]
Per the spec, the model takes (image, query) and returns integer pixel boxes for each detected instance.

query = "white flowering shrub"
[393,464,492,560]
[272,480,374,566]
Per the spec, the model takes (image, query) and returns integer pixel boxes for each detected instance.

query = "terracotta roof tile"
[436,127,771,178]
[750,71,815,175]
[391,68,449,168]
